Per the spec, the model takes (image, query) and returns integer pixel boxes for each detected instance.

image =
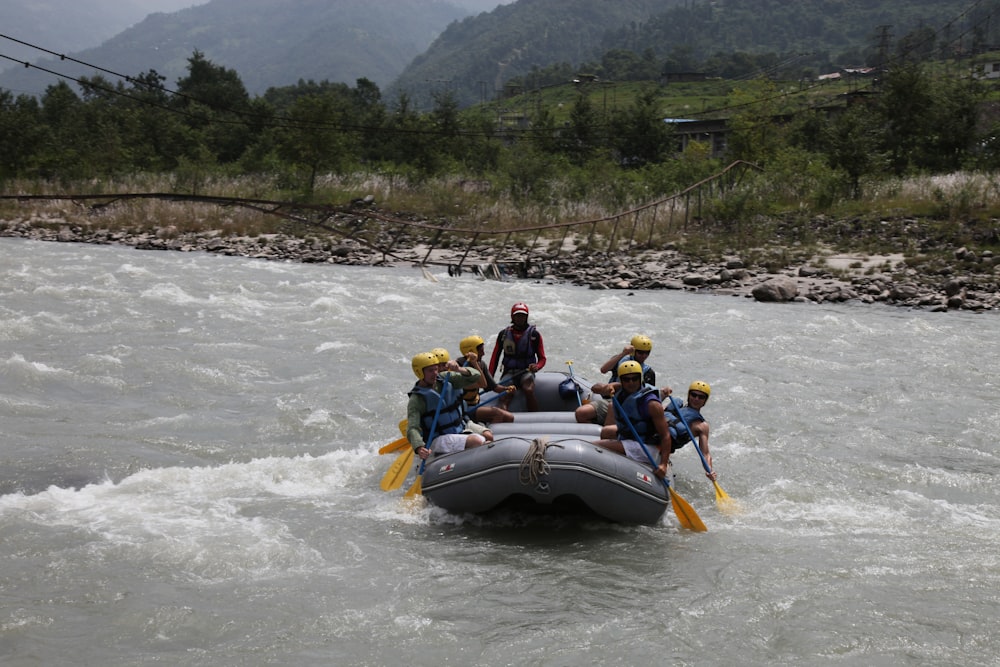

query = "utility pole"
[875,24,892,90]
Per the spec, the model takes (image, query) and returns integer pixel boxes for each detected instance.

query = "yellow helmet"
[431,347,450,364]
[617,360,643,378]
[688,380,711,397]
[411,352,438,379]
[460,335,484,356]
[631,334,653,352]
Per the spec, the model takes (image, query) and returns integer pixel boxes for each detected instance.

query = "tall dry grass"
[3,170,1000,260]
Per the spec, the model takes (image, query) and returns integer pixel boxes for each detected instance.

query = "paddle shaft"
[611,393,666,478]
[612,393,707,532]
[668,396,713,476]
[566,361,582,407]
[475,388,506,409]
[414,376,449,477]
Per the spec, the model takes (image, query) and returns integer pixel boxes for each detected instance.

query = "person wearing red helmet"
[488,302,546,412]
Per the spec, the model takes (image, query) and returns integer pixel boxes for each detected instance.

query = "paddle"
[378,419,411,454]
[382,389,501,457]
[611,393,707,532]
[668,396,740,514]
[379,447,414,491]
[378,436,409,455]
[565,360,582,407]
[404,378,448,497]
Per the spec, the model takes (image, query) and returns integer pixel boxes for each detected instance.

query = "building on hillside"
[973,61,1000,80]
[664,118,729,158]
[661,72,708,85]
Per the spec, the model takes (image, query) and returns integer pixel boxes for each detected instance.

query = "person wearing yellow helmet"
[663,381,718,481]
[488,302,547,412]
[575,334,661,426]
[592,360,672,479]
[406,350,486,459]
[431,347,450,371]
[457,335,515,425]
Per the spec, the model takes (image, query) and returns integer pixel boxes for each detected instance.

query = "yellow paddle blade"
[399,419,407,436]
[669,486,707,532]
[379,448,414,491]
[378,436,409,455]
[403,474,423,498]
[713,481,742,515]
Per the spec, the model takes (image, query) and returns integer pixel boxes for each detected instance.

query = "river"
[1,238,998,666]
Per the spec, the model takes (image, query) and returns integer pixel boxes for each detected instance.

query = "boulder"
[751,276,799,303]
[682,273,707,286]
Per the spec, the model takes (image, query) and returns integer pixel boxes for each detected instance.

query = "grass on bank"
[2,169,1000,284]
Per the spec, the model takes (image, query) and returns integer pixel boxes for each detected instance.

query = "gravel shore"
[3,217,998,312]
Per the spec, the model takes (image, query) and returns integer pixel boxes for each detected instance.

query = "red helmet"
[510,302,529,318]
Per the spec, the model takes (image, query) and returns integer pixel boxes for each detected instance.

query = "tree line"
[0,50,995,208]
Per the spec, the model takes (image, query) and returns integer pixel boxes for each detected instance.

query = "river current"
[1,238,998,666]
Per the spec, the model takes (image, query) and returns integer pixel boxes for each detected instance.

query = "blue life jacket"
[458,359,481,412]
[408,377,465,441]
[499,324,537,372]
[665,403,704,449]
[609,355,655,386]
[615,386,662,446]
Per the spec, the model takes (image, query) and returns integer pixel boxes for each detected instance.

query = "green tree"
[276,92,353,194]
[561,91,603,165]
[724,78,784,166]
[174,50,253,163]
[0,91,44,178]
[609,85,671,167]
[825,104,883,199]
[123,70,194,171]
[36,81,86,179]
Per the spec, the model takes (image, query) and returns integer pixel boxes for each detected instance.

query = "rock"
[682,273,706,286]
[944,278,965,297]
[751,276,799,302]
[890,283,920,301]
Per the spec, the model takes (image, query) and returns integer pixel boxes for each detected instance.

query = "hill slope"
[0,0,471,96]
[390,0,678,107]
[0,0,202,72]
[390,0,995,107]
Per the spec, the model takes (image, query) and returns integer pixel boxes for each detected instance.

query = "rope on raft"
[519,436,565,485]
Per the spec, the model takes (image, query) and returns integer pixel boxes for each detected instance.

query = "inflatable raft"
[420,371,672,525]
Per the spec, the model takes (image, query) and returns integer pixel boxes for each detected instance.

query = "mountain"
[389,0,993,108]
[0,0,202,71]
[2,0,989,106]
[389,0,677,107]
[0,0,476,96]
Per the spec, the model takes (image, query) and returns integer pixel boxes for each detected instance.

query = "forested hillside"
[391,0,999,107]
[389,0,677,107]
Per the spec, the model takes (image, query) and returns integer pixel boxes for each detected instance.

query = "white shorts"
[622,439,660,466]
[431,433,469,454]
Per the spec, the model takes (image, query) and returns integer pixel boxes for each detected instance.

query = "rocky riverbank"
[2,216,998,312]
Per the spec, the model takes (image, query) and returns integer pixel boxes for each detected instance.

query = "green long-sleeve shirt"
[406,368,481,450]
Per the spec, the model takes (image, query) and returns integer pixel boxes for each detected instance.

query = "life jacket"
[408,377,465,441]
[608,355,655,386]
[665,403,704,448]
[499,324,536,372]
[615,386,661,446]
[459,359,481,409]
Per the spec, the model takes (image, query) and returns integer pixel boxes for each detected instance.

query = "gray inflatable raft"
[421,371,671,525]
